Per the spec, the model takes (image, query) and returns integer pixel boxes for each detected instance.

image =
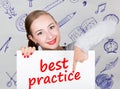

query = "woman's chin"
[49,46,58,50]
[43,45,58,50]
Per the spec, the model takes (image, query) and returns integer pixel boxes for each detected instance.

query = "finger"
[20,47,25,55]
[26,47,32,58]
[72,59,77,71]
[79,53,88,62]
[24,47,31,57]
[32,47,36,52]
[30,47,35,55]
[29,47,33,55]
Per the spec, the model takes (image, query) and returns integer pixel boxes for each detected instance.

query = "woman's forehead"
[30,15,56,31]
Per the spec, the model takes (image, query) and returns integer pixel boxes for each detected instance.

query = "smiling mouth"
[47,38,56,45]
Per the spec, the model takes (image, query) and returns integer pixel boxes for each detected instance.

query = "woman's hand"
[20,46,36,58]
[73,46,88,71]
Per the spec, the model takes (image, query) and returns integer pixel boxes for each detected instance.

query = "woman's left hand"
[73,46,88,71]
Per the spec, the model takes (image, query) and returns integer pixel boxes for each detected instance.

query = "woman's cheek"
[37,36,46,44]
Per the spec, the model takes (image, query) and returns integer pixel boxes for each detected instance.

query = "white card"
[17,50,95,89]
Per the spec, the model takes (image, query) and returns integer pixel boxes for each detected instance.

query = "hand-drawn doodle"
[69,0,79,3]
[28,0,33,7]
[104,39,118,53]
[95,3,106,14]
[0,37,12,53]
[58,11,76,28]
[1,0,17,19]
[95,56,101,66]
[68,26,84,41]
[82,1,87,6]
[100,57,119,73]
[80,17,97,33]
[103,14,119,24]
[68,17,97,41]
[96,73,114,89]
[43,0,65,11]
[6,72,17,87]
[16,13,27,32]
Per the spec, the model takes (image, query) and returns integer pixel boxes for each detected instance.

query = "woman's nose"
[46,31,53,39]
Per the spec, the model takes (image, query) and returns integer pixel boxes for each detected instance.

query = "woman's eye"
[50,25,55,29]
[37,32,42,35]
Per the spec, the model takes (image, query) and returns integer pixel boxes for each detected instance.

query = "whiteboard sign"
[17,51,95,89]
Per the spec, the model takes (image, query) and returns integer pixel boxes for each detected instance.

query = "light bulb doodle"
[58,11,76,28]
[104,39,118,53]
[103,14,119,24]
[96,74,114,89]
[1,0,17,19]
[16,13,27,32]
[6,72,17,87]
[0,37,12,53]
[43,0,64,11]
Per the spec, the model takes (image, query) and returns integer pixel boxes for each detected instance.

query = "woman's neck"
[42,45,64,50]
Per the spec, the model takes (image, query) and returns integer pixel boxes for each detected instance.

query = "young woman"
[21,10,116,70]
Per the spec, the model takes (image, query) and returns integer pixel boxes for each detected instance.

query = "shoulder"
[65,41,75,50]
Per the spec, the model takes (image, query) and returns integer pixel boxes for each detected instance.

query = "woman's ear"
[54,21,58,26]
[28,35,36,43]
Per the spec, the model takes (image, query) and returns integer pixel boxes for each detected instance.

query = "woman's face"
[29,14,61,50]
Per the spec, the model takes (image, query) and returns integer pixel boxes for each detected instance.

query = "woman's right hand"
[20,46,36,58]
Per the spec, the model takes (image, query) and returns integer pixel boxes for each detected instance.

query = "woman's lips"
[47,38,56,45]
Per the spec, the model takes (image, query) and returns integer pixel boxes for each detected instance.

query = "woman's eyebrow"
[35,29,42,34]
[34,23,55,34]
[48,23,54,27]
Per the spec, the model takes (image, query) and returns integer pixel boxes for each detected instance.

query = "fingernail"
[27,55,29,58]
[72,70,74,73]
[22,53,24,55]
[24,56,26,58]
[30,52,33,55]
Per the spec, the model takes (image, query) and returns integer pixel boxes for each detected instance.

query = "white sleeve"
[74,20,117,53]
